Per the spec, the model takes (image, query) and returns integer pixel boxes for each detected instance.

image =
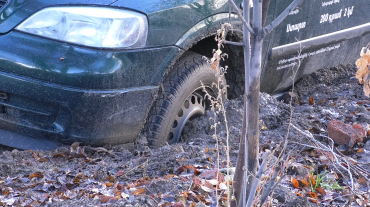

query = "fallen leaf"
[309,96,314,105]
[105,183,114,187]
[38,158,48,162]
[71,142,80,148]
[201,180,215,192]
[189,202,197,207]
[356,47,370,97]
[316,187,326,196]
[295,192,303,197]
[307,197,319,204]
[208,179,218,185]
[161,203,173,207]
[131,188,146,196]
[219,182,228,190]
[176,166,185,175]
[205,147,209,154]
[358,177,368,185]
[109,175,115,182]
[100,195,110,203]
[187,192,200,202]
[29,172,44,179]
[299,179,310,187]
[165,174,175,179]
[357,100,370,104]
[318,99,325,105]
[309,174,316,186]
[116,170,124,177]
[307,191,317,199]
[291,177,300,189]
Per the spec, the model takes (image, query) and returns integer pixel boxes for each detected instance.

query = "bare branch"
[227,0,255,35]
[224,40,244,46]
[259,165,280,205]
[263,0,304,36]
[246,151,270,207]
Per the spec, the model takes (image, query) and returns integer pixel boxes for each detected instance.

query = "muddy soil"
[0,64,369,207]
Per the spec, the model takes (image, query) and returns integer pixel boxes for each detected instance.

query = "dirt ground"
[0,64,369,206]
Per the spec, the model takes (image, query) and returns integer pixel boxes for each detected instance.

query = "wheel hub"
[167,92,206,144]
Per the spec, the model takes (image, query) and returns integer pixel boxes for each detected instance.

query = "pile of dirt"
[0,64,369,206]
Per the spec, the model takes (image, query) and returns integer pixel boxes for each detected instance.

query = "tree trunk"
[245,0,263,200]
[231,0,250,206]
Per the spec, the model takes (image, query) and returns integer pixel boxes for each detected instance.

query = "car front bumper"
[0,31,182,149]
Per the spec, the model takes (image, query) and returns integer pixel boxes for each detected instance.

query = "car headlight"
[16,7,148,48]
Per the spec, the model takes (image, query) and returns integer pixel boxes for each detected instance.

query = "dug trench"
[0,64,369,206]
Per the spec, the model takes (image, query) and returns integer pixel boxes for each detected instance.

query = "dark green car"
[0,0,367,149]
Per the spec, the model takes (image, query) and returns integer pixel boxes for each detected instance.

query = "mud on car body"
[0,0,368,150]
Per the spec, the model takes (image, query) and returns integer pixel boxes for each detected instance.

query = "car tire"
[146,52,227,148]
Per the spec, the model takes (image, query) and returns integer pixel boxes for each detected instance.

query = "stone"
[286,163,314,176]
[327,120,365,147]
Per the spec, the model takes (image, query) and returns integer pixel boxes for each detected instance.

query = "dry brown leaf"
[165,174,175,179]
[309,96,314,105]
[38,158,48,162]
[307,191,317,199]
[363,72,370,97]
[356,55,370,83]
[295,192,303,197]
[131,188,146,195]
[205,146,209,153]
[71,142,80,148]
[100,195,110,203]
[73,178,81,183]
[309,174,316,186]
[291,177,300,189]
[307,197,319,204]
[210,49,222,71]
[189,203,197,207]
[109,175,115,182]
[105,183,114,187]
[176,166,185,175]
[29,172,44,179]
[53,153,65,158]
[356,47,370,97]
[358,177,368,185]
[299,179,310,187]
[318,99,325,105]
[316,187,326,196]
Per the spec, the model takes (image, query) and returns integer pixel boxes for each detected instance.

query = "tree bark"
[244,0,263,200]
[232,0,250,206]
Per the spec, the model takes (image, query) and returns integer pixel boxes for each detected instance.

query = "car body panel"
[0,31,181,89]
[261,0,370,93]
[112,0,242,47]
[0,65,159,146]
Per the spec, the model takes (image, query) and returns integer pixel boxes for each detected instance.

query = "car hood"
[0,0,119,34]
[110,0,201,14]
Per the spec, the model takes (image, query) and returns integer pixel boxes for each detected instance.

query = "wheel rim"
[167,91,206,144]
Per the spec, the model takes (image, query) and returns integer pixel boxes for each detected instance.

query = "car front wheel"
[145,52,226,148]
